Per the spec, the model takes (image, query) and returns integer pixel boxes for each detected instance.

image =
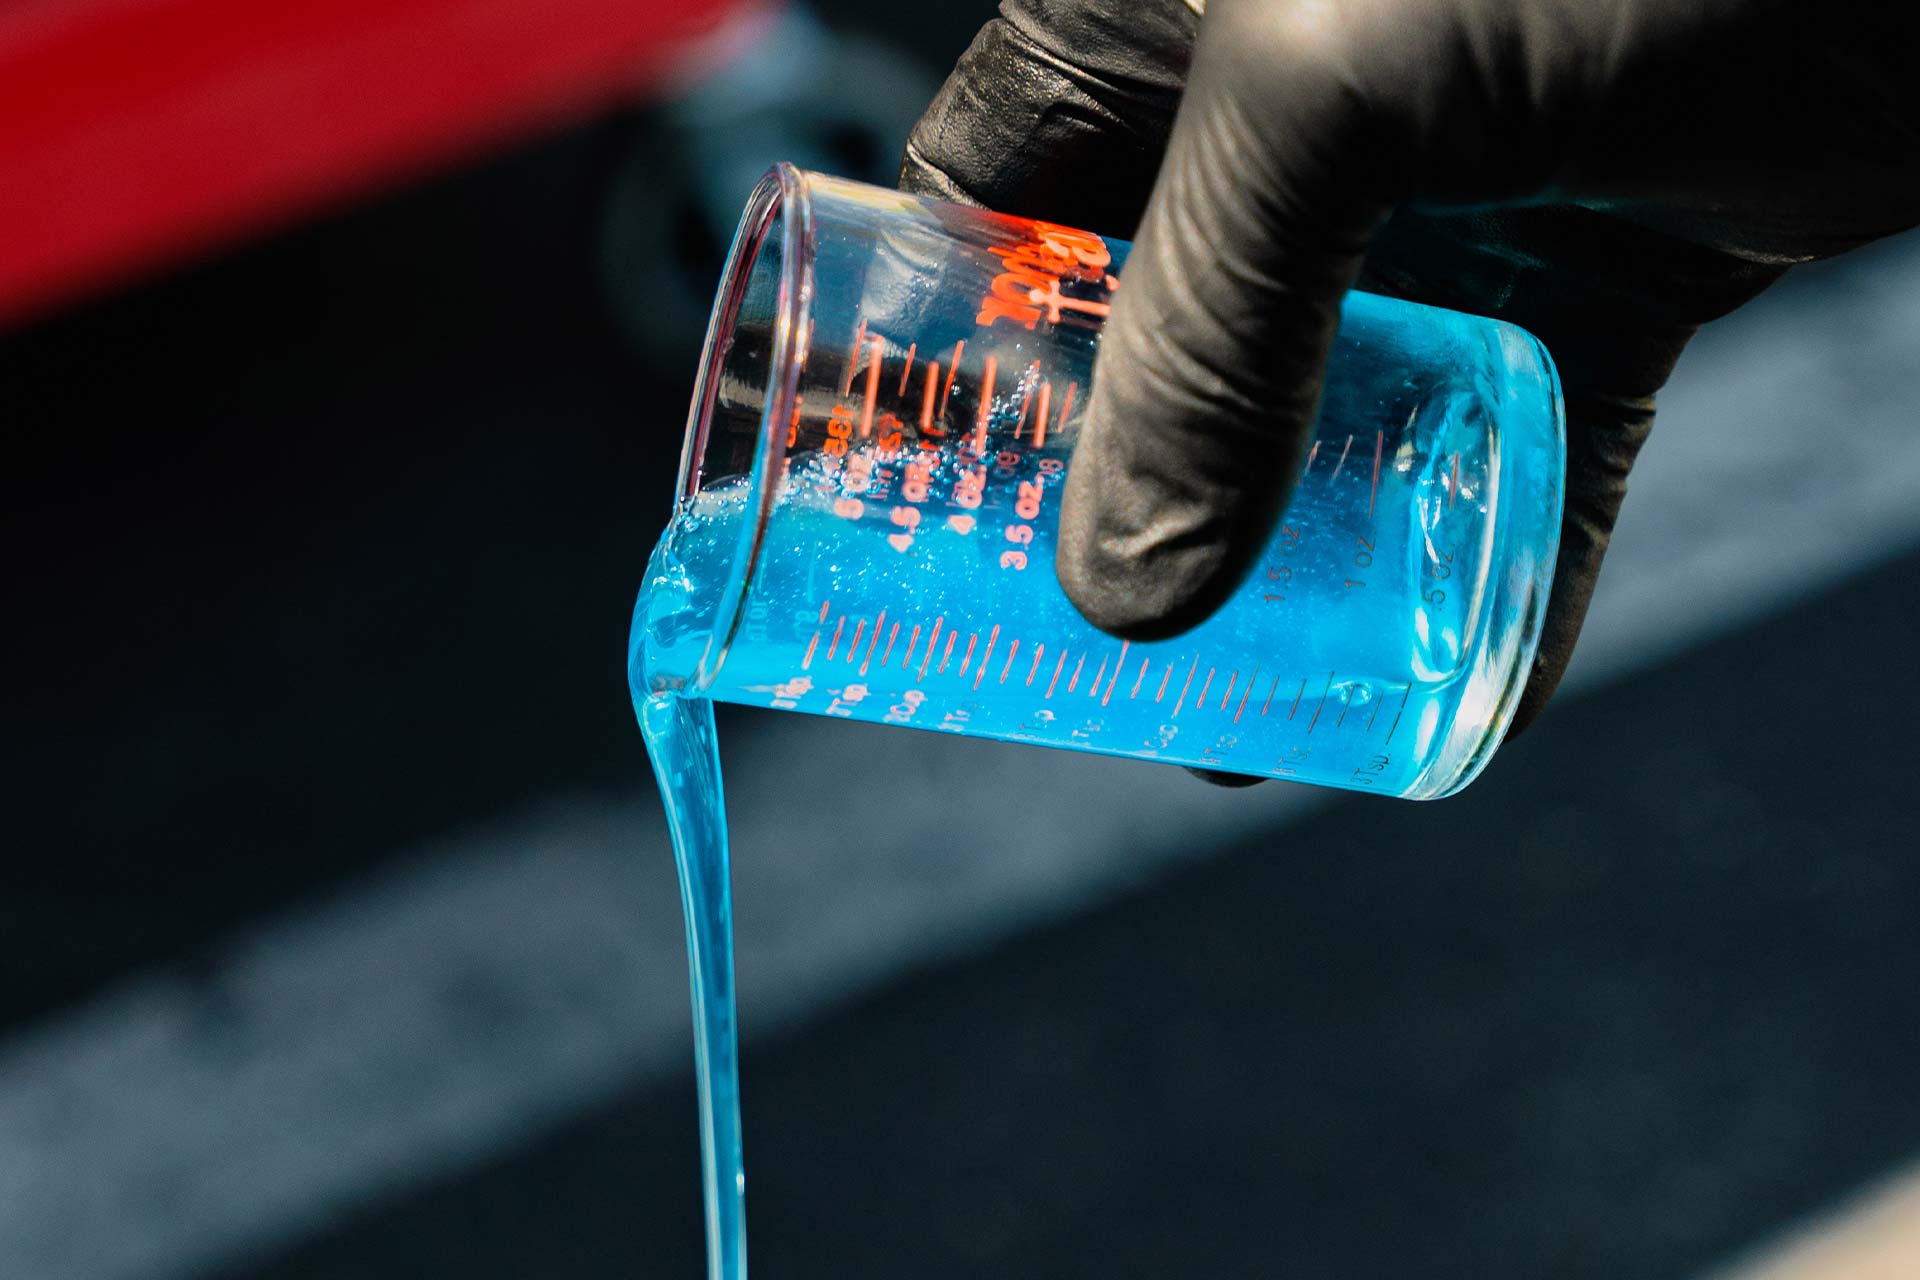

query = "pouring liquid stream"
[636,520,746,1280]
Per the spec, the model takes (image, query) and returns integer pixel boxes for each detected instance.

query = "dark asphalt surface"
[226,543,1920,1280]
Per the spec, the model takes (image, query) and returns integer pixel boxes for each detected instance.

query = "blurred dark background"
[6,2,1920,1277]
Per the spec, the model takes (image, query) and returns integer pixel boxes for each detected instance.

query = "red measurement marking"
[802,631,821,669]
[1172,657,1200,717]
[843,318,866,396]
[1102,640,1129,705]
[939,341,964,418]
[1129,656,1149,700]
[1369,429,1384,515]
[938,631,957,673]
[1027,642,1045,686]
[896,342,916,397]
[1045,650,1068,698]
[918,617,944,680]
[1156,663,1174,702]
[1195,667,1216,711]
[974,626,1000,690]
[1449,453,1461,508]
[1261,673,1280,717]
[1032,380,1053,449]
[1027,277,1113,323]
[1219,669,1237,712]
[1336,685,1355,727]
[1304,440,1321,473]
[846,618,866,661]
[920,360,939,434]
[1385,682,1415,744]
[974,355,997,455]
[859,611,886,674]
[901,624,922,670]
[879,621,901,670]
[1000,637,1021,683]
[1289,678,1307,720]
[826,617,846,661]
[1057,381,1077,432]
[1013,384,1033,440]
[859,336,884,438]
[1329,433,1354,481]
[817,600,831,624]
[959,631,978,676]
[1067,653,1086,693]
[1234,667,1258,723]
[1085,655,1106,698]
[1307,671,1334,732]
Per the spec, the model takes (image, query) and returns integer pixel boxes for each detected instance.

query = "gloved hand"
[901,0,1920,779]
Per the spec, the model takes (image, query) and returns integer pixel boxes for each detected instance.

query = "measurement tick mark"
[1172,657,1200,717]
[1304,440,1321,473]
[1057,380,1078,431]
[859,611,885,674]
[1385,682,1414,744]
[845,618,866,662]
[938,631,958,673]
[817,600,831,624]
[1068,652,1087,693]
[1329,434,1354,481]
[802,631,820,669]
[920,361,938,433]
[973,626,1000,690]
[918,617,943,681]
[939,341,964,418]
[1288,678,1307,720]
[974,355,997,455]
[1335,684,1355,727]
[1129,656,1150,700]
[1156,663,1174,702]
[1307,671,1335,733]
[1195,667,1216,712]
[1220,669,1238,712]
[1085,655,1107,699]
[879,621,900,670]
[1000,637,1021,683]
[1235,667,1258,723]
[1369,429,1384,515]
[959,631,979,676]
[859,336,883,438]
[1261,673,1280,717]
[843,318,866,395]
[1449,453,1461,508]
[826,617,846,661]
[896,342,916,396]
[1027,642,1045,686]
[1046,651,1068,698]
[1033,380,1053,449]
[1102,641,1130,705]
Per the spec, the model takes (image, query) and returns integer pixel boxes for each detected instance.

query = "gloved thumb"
[1057,8,1405,639]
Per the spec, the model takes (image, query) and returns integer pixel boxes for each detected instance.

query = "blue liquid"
[635,690,745,1280]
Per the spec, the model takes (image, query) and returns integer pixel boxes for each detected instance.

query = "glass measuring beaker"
[633,164,1564,798]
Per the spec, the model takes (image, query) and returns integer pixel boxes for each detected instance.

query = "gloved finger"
[1057,2,1404,639]
[896,0,1199,231]
[1356,203,1788,735]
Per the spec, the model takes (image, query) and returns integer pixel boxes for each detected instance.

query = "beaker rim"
[674,161,811,694]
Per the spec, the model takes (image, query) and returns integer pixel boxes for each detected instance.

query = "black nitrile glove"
[902,0,1920,783]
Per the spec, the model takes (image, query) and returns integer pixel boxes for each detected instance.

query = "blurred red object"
[0,0,765,325]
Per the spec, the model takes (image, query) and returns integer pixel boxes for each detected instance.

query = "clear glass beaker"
[632,164,1564,798]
